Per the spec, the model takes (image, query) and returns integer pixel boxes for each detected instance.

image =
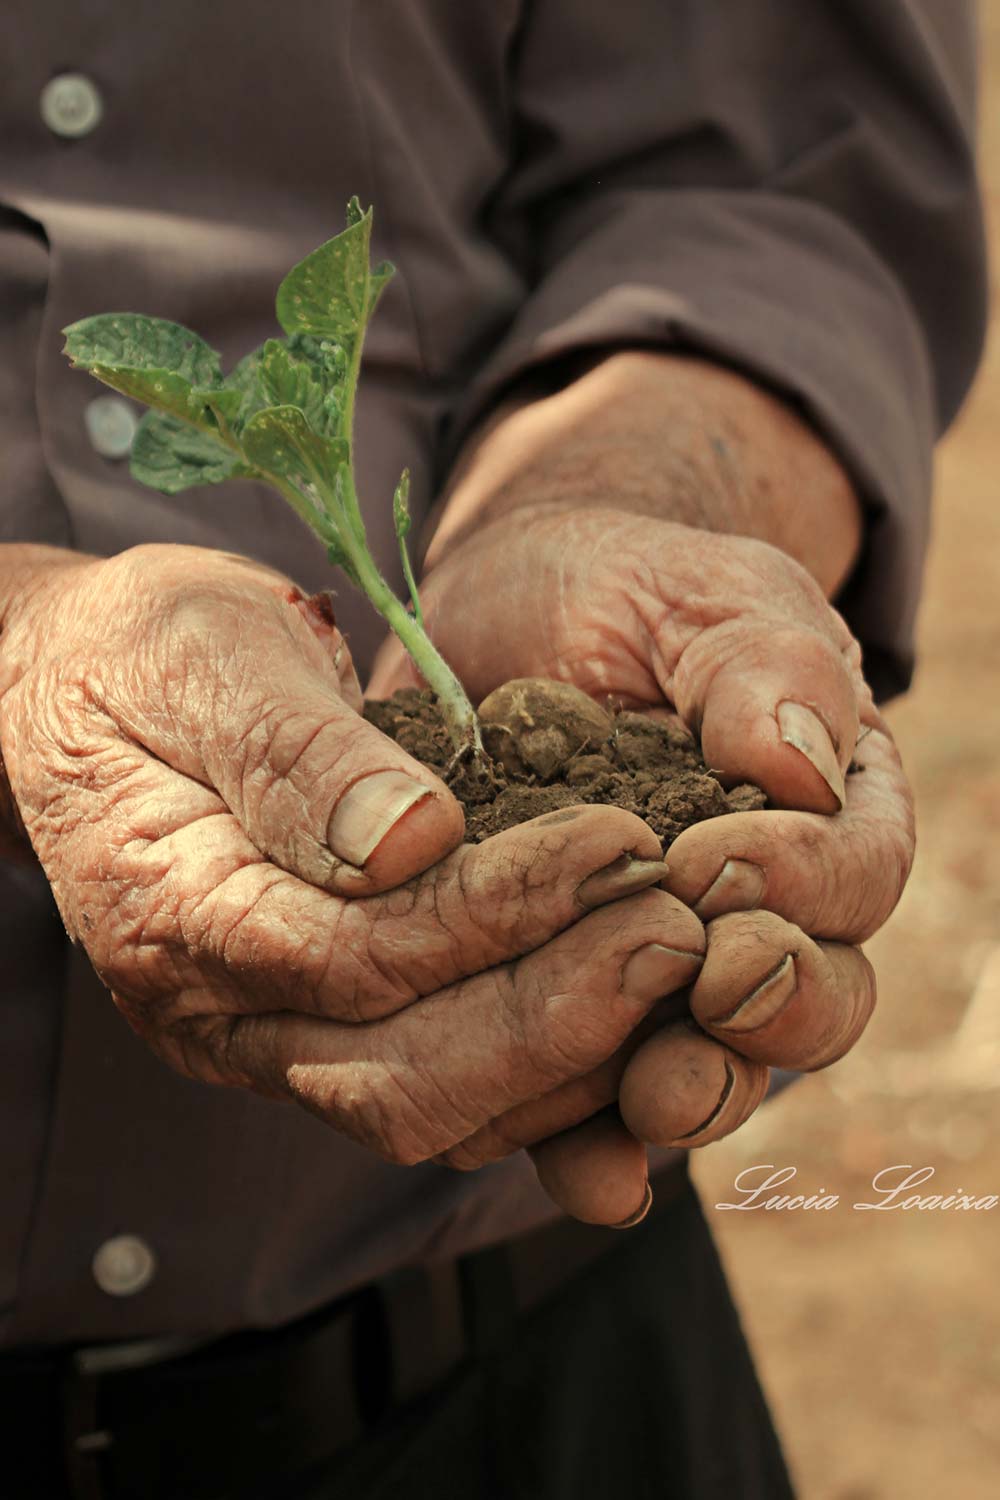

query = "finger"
[663,720,914,942]
[688,910,877,1070]
[438,996,687,1170]
[23,712,688,1058]
[112,799,673,1022]
[619,1021,771,1146]
[179,888,704,1163]
[94,548,464,894]
[670,617,860,814]
[529,1111,652,1227]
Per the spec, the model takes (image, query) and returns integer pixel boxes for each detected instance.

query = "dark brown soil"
[364,687,766,850]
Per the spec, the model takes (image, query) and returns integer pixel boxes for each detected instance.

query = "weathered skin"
[371,504,911,1221]
[0,542,711,1224]
[0,352,916,1229]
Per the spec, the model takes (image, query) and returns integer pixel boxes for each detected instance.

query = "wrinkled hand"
[1,543,707,1220]
[371,506,915,1217]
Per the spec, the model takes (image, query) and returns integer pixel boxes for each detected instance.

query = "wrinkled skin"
[371,505,915,1218]
[1,543,721,1224]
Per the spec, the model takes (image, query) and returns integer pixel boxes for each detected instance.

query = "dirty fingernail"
[621,942,703,1002]
[327,770,432,866]
[776,701,845,808]
[577,855,670,909]
[610,1181,653,1229]
[693,859,766,920]
[713,953,798,1034]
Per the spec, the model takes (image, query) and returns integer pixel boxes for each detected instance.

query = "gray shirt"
[0,0,986,1346]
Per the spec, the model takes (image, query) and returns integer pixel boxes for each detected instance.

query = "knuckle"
[289,901,413,1023]
[541,1010,616,1079]
[129,1002,237,1088]
[505,968,604,1087]
[309,1055,455,1165]
[437,1139,488,1171]
[356,1075,436,1166]
[386,859,473,976]
[181,868,339,1013]
[438,1110,526,1171]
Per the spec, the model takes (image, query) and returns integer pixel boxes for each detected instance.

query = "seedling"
[62,199,483,763]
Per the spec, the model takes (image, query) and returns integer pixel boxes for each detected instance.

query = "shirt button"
[40,73,104,139]
[85,396,139,459]
[92,1235,157,1297]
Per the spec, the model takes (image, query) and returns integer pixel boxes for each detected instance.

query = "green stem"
[397,532,425,629]
[273,462,481,757]
[348,545,483,756]
[313,375,481,755]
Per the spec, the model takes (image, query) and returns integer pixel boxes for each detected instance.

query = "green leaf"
[285,334,348,425]
[63,314,224,424]
[194,385,244,432]
[219,347,269,433]
[240,405,347,494]
[257,339,338,437]
[287,331,348,379]
[275,211,374,343]
[130,411,257,494]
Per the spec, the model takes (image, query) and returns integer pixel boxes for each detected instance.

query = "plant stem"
[397,534,425,628]
[272,465,482,757]
[327,308,482,758]
[349,545,484,757]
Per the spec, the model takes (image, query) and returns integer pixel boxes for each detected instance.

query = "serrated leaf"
[240,405,347,494]
[257,339,337,437]
[63,314,224,424]
[222,347,270,433]
[275,211,373,342]
[63,313,223,385]
[194,385,244,432]
[130,410,256,494]
[287,330,348,372]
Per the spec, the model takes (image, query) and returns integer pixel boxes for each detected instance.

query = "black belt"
[0,1158,688,1500]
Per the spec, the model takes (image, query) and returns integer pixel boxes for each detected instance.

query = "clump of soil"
[365,678,766,851]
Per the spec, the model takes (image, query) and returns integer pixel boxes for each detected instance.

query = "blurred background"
[690,8,1000,1496]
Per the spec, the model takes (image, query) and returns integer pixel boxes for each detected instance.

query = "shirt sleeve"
[451,0,988,701]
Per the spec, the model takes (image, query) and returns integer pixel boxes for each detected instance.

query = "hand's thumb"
[210,673,464,894]
[671,621,858,814]
[117,583,465,895]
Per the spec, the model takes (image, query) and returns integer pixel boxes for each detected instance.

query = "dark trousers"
[304,1180,794,1500]
[3,1177,794,1499]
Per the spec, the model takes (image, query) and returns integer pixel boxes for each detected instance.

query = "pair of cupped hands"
[0,503,913,1227]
